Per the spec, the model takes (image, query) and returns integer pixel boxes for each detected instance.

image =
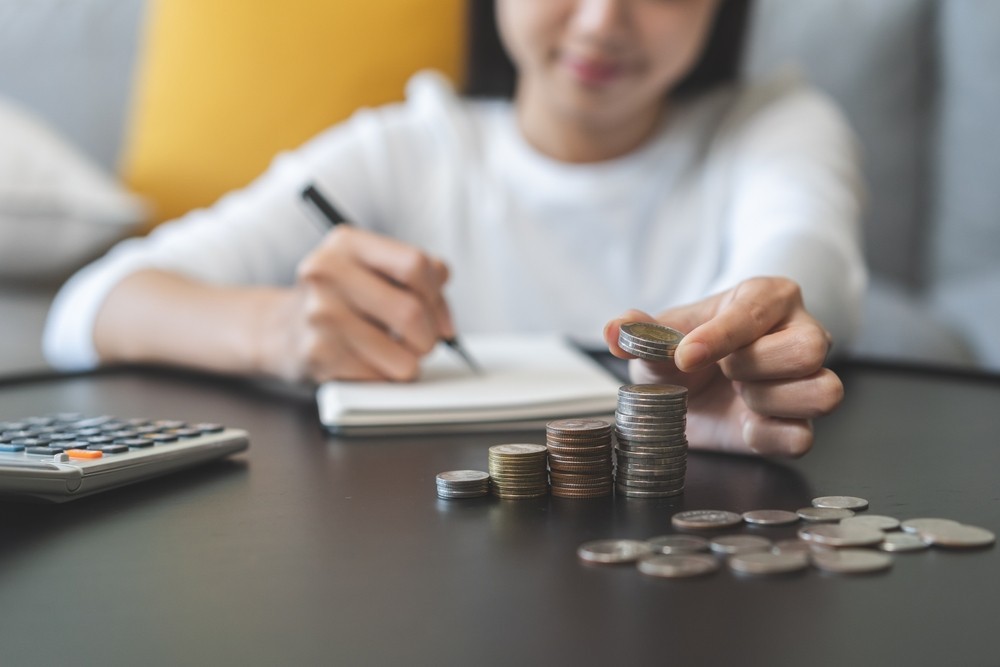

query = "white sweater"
[44,71,866,370]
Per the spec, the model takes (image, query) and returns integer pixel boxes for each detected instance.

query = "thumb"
[603,309,688,386]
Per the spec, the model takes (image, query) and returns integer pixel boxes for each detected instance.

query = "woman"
[44,0,866,457]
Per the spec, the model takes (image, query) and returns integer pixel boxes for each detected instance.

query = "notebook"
[316,335,621,435]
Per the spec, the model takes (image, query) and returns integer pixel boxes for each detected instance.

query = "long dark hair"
[464,0,752,99]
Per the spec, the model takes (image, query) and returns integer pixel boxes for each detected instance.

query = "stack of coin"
[487,444,549,499]
[435,470,490,500]
[617,322,683,362]
[614,384,688,498]
[545,418,614,498]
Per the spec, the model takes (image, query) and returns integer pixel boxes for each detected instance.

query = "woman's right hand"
[260,226,454,383]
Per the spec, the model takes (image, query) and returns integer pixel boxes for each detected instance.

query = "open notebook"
[317,335,621,435]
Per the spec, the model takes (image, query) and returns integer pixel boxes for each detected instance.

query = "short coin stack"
[545,419,614,498]
[618,322,682,361]
[614,383,689,498]
[488,444,549,499]
[435,470,490,500]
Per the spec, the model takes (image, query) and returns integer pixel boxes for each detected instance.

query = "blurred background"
[0,0,998,376]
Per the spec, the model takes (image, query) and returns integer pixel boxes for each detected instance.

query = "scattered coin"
[879,532,930,553]
[709,534,773,555]
[797,507,855,522]
[435,470,490,499]
[772,539,825,555]
[798,524,884,548]
[647,535,710,554]
[919,524,996,549]
[841,515,900,532]
[672,510,743,530]
[812,496,869,511]
[742,509,800,526]
[901,518,961,535]
[636,554,719,579]
[578,539,654,564]
[811,549,893,574]
[729,551,810,576]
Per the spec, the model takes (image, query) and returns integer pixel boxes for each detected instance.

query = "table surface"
[0,361,998,667]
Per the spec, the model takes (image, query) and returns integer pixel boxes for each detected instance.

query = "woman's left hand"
[603,277,843,457]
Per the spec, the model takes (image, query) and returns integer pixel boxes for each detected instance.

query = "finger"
[429,258,456,339]
[720,320,831,381]
[324,260,440,355]
[337,311,423,382]
[736,369,844,419]
[673,278,803,372]
[742,413,814,458]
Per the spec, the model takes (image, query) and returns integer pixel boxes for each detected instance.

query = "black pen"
[300,184,481,374]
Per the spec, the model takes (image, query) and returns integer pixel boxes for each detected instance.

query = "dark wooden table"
[1,361,998,666]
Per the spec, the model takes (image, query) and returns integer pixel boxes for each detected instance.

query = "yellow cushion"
[120,0,465,224]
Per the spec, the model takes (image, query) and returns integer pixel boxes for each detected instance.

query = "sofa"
[0,0,998,376]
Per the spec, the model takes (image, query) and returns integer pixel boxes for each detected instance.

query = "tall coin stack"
[545,419,614,498]
[615,322,688,498]
[488,444,549,499]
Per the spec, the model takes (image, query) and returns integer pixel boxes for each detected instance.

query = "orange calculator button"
[67,449,102,459]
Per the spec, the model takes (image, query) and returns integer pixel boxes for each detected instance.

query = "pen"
[300,184,482,374]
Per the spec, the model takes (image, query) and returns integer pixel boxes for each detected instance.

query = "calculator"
[0,414,249,502]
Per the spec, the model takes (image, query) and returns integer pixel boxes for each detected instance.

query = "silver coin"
[841,515,900,532]
[636,554,719,579]
[618,384,688,399]
[436,489,490,499]
[900,518,961,535]
[646,535,710,554]
[798,524,884,548]
[436,470,490,484]
[729,551,810,575]
[709,534,773,555]
[577,539,654,564]
[811,549,893,574]
[797,507,855,522]
[919,524,996,549]
[879,532,930,552]
[772,539,825,555]
[619,323,685,347]
[672,510,743,530]
[742,509,800,526]
[616,486,685,498]
[812,495,869,511]
[489,443,548,457]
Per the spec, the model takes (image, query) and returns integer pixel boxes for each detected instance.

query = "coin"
[900,518,961,535]
[619,322,684,350]
[772,539,825,555]
[435,470,490,499]
[489,443,549,499]
[811,549,893,574]
[709,535,773,555]
[672,510,743,530]
[742,509,800,526]
[729,551,810,576]
[646,535,710,554]
[436,470,489,485]
[636,554,719,578]
[488,443,547,457]
[841,515,900,531]
[919,524,996,549]
[798,524,884,548]
[577,539,654,564]
[797,507,855,522]
[879,532,930,553]
[812,496,869,511]
[546,419,613,499]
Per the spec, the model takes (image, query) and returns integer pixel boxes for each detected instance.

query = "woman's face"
[497,0,721,129]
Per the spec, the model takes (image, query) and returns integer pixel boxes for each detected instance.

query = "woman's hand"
[261,226,454,383]
[603,277,843,457]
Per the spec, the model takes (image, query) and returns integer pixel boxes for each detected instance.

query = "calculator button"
[13,438,46,448]
[121,438,154,448]
[147,433,178,443]
[48,433,79,442]
[155,420,187,430]
[75,428,104,438]
[108,430,137,440]
[173,428,203,439]
[88,444,128,454]
[26,446,63,455]
[86,435,114,446]
[3,430,33,440]
[196,423,225,433]
[67,449,102,459]
[0,443,25,452]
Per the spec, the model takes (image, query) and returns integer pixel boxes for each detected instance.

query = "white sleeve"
[42,104,408,371]
[707,81,868,350]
